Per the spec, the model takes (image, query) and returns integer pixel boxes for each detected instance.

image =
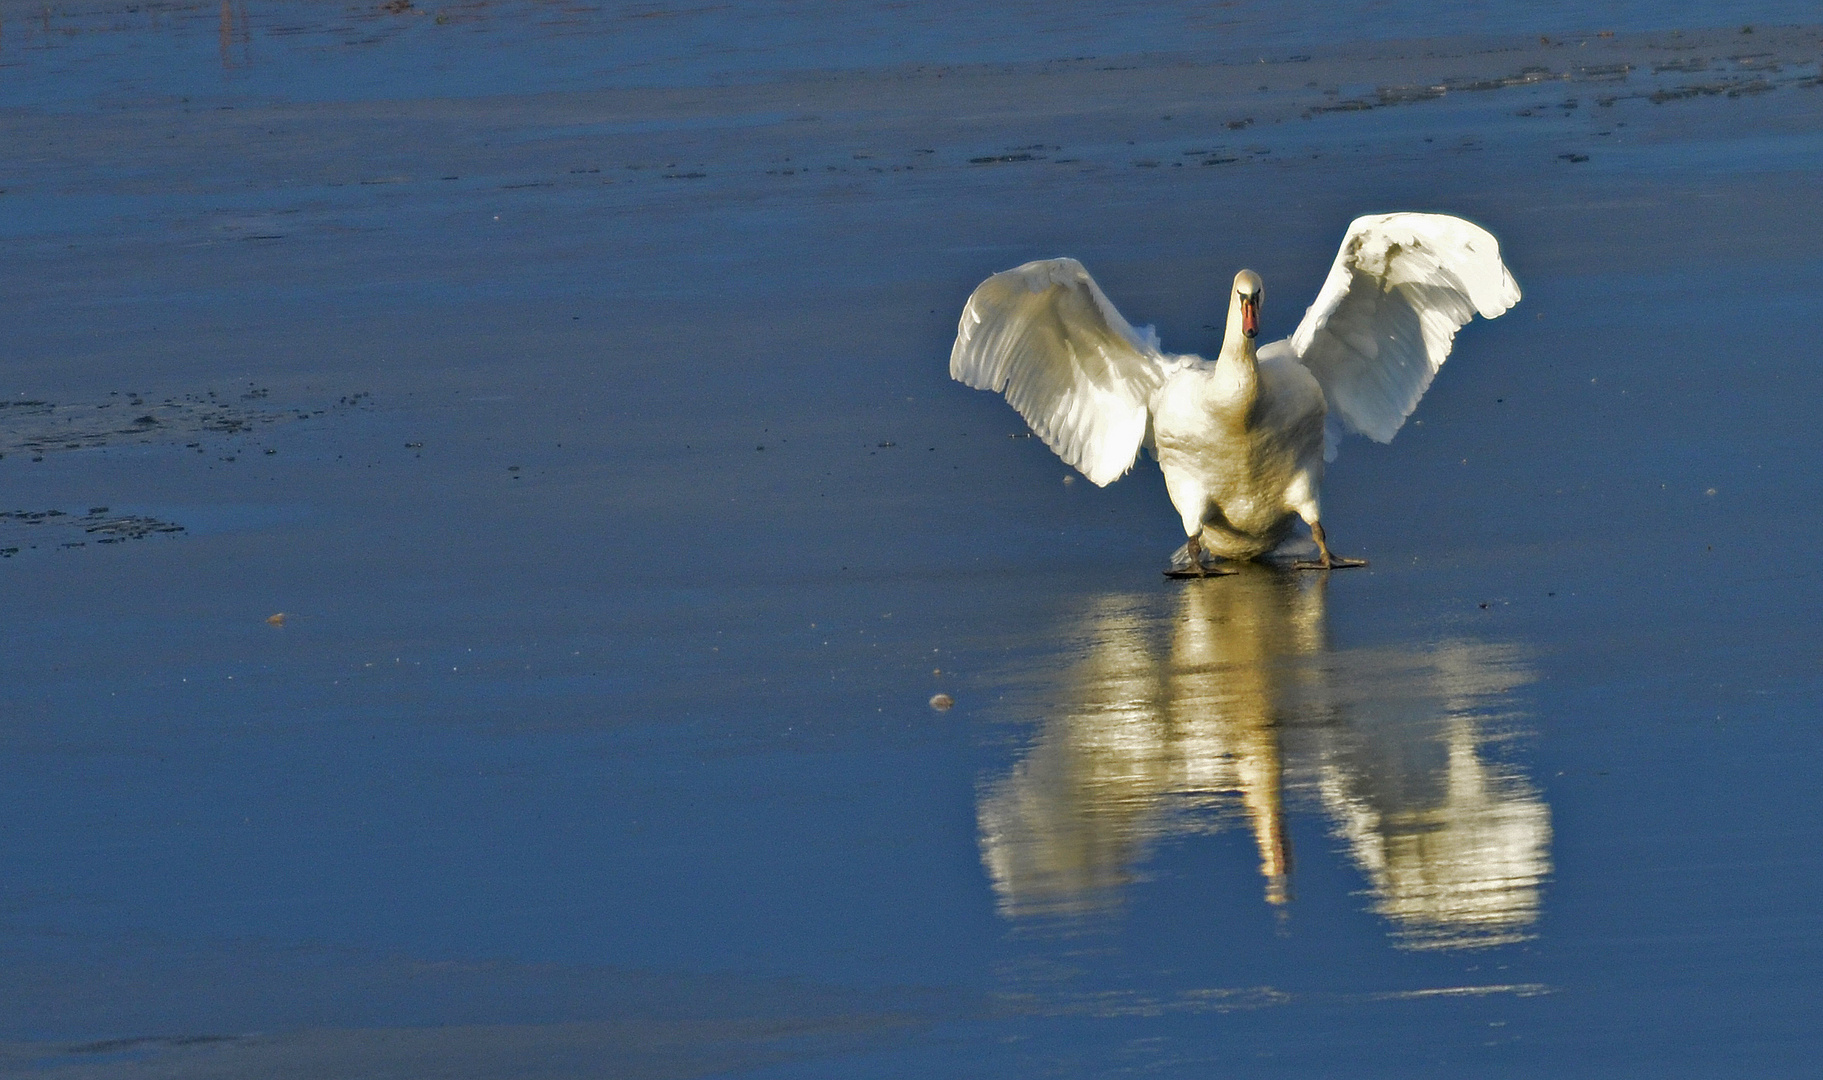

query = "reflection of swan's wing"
[977,595,1168,917]
[1316,643,1551,949]
[1327,723,1551,949]
[952,259,1188,486]
[1282,213,1520,459]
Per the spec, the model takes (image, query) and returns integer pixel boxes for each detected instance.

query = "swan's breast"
[1152,362,1325,480]
[1151,359,1328,545]
[1254,355,1328,458]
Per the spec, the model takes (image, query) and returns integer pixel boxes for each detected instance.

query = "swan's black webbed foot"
[1290,522,1368,571]
[1165,563,1241,578]
[1164,534,1239,579]
[1289,556,1367,571]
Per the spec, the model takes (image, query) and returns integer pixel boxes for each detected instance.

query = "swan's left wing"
[1285,213,1520,460]
[952,258,1185,486]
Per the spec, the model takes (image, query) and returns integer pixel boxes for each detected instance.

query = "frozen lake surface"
[2,3,1821,1077]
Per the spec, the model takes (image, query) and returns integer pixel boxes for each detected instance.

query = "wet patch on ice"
[0,507,186,557]
[0,388,373,461]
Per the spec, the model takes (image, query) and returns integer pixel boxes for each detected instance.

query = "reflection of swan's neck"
[1225,708,1289,907]
[1247,747,1291,907]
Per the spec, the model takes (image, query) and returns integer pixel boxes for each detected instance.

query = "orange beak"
[1241,296,1258,339]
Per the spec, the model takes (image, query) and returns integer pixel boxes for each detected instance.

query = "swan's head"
[1233,270,1262,339]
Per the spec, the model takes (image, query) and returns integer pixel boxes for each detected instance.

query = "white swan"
[950,213,1521,575]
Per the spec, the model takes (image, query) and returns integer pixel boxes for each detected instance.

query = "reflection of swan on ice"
[976,571,1551,948]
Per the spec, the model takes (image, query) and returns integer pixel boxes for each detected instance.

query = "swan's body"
[1152,335,1327,560]
[950,213,1520,571]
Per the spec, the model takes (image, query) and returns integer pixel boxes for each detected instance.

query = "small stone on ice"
[929,693,954,711]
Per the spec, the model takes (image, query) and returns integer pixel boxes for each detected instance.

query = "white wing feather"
[1286,213,1521,460]
[951,258,1183,486]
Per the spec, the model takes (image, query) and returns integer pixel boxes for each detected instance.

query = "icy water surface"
[2,3,1821,1077]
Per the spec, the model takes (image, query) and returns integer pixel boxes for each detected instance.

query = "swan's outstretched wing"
[1285,213,1520,460]
[952,258,1183,486]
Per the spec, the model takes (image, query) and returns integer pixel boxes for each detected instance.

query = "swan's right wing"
[952,258,1182,487]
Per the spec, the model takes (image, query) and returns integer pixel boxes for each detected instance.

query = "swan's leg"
[1165,531,1237,578]
[1159,471,1236,578]
[1284,472,1363,571]
[1185,533,1212,575]
[1293,520,1367,571]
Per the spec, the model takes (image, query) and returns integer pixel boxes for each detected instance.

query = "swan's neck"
[1214,292,1259,408]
